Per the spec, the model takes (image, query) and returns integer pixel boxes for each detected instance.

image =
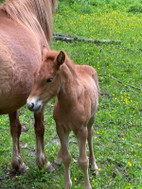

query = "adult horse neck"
[0,0,56,173]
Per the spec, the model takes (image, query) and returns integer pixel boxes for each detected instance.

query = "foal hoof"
[92,168,99,176]
[47,165,55,173]
[53,162,62,169]
[45,162,55,173]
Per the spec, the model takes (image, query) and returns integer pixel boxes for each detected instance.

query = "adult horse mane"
[0,0,57,173]
[0,0,57,42]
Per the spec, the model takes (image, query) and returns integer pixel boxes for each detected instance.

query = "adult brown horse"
[0,0,56,173]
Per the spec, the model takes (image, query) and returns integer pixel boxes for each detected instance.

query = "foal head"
[27,47,65,112]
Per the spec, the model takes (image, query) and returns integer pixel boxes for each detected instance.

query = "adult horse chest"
[0,12,40,113]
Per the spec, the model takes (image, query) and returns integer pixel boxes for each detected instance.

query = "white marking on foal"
[27,97,42,112]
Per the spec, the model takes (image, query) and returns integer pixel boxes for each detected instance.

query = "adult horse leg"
[34,109,54,172]
[77,126,91,189]
[9,111,27,173]
[87,115,99,175]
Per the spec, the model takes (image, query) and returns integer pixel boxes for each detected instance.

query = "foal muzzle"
[27,97,42,113]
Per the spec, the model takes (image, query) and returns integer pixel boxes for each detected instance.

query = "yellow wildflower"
[128,162,132,167]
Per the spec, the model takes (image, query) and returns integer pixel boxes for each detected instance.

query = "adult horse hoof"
[12,162,29,174]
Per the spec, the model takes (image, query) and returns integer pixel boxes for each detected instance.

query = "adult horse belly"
[0,94,27,114]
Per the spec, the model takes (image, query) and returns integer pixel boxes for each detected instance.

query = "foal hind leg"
[9,111,27,173]
[87,115,99,175]
[34,109,54,172]
[77,126,91,189]
[54,148,62,168]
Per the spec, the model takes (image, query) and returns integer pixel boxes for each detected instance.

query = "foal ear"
[57,51,65,66]
[42,46,48,61]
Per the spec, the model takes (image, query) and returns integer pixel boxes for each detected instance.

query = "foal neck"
[57,60,80,107]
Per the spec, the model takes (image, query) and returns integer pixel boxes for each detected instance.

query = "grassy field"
[0,0,142,188]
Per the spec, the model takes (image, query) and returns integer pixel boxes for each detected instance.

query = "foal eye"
[46,78,52,83]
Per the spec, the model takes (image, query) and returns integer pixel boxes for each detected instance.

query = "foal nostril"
[28,102,34,111]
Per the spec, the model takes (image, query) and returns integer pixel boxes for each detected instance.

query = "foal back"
[76,64,100,110]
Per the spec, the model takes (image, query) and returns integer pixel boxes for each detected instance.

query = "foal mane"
[0,0,57,42]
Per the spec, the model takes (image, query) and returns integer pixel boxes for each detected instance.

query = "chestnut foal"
[27,47,100,189]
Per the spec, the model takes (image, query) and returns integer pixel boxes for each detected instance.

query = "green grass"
[0,0,142,188]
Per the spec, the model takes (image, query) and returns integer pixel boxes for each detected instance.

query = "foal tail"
[92,70,100,96]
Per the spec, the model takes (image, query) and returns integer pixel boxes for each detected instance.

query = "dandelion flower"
[128,162,132,166]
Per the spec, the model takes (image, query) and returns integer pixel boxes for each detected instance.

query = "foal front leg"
[34,109,53,172]
[77,126,92,189]
[9,111,27,173]
[56,126,72,189]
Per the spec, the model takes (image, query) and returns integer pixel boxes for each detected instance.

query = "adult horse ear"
[42,46,48,61]
[57,51,65,66]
